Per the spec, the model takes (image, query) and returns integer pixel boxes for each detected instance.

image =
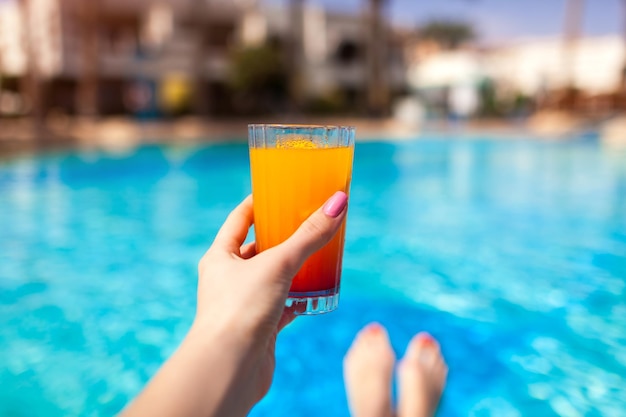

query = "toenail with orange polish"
[366,323,383,334]
[417,332,436,346]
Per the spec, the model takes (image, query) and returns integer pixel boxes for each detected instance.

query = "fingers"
[239,242,257,260]
[213,195,254,252]
[277,306,297,332]
[266,191,348,280]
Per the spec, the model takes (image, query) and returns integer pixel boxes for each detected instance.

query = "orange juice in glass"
[248,124,355,315]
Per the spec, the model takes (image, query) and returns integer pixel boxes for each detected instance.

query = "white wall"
[0,1,26,75]
[0,0,62,77]
[408,36,626,96]
[486,36,625,95]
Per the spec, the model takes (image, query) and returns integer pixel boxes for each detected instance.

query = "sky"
[0,0,621,44]
[268,0,623,44]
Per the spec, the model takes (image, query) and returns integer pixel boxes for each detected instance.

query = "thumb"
[266,191,348,281]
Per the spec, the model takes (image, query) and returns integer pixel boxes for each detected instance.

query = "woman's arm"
[122,192,348,417]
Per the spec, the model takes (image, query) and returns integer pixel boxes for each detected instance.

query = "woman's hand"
[123,191,348,417]
[194,191,348,403]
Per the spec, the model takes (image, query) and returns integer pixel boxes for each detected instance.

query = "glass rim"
[248,123,355,131]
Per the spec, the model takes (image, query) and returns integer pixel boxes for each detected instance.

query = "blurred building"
[486,36,624,97]
[0,0,408,117]
[0,0,62,77]
[0,0,63,115]
[0,0,259,115]
[242,2,406,111]
[0,0,406,114]
[406,35,626,114]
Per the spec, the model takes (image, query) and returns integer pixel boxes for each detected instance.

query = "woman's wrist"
[179,319,261,416]
[188,311,259,356]
[123,318,258,417]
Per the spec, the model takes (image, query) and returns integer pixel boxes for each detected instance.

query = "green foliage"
[306,90,348,115]
[478,78,499,116]
[229,44,287,96]
[477,78,535,117]
[418,20,476,49]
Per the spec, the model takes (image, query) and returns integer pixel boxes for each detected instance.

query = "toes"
[360,322,388,342]
[344,323,395,417]
[345,323,396,373]
[397,333,447,417]
[403,332,442,368]
[398,332,447,391]
[346,323,390,355]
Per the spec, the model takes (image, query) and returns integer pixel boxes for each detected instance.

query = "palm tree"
[77,0,100,116]
[19,0,45,140]
[191,0,209,115]
[561,0,584,109]
[418,20,476,50]
[366,0,389,117]
[619,0,626,101]
[289,0,305,112]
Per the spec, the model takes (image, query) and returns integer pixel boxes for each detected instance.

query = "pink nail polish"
[323,191,348,218]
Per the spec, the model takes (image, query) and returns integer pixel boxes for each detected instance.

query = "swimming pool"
[0,138,624,416]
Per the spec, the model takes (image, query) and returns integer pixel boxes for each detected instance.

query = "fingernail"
[323,191,348,218]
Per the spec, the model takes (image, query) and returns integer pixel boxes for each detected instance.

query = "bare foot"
[397,332,447,417]
[343,323,396,417]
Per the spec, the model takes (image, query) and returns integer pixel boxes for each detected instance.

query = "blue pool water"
[1,138,625,416]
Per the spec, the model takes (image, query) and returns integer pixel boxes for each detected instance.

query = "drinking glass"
[248,124,355,314]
